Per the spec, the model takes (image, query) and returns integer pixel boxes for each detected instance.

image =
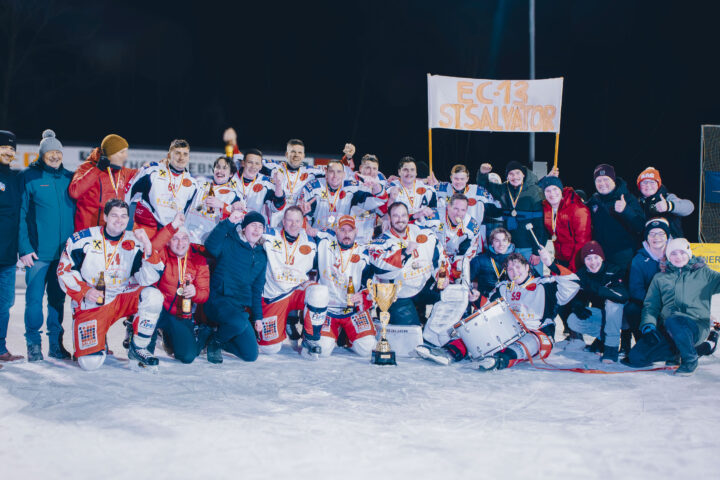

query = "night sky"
[2,0,718,238]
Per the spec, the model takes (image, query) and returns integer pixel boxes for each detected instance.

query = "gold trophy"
[367,279,401,365]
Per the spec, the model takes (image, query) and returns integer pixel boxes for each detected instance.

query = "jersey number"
[511,291,521,301]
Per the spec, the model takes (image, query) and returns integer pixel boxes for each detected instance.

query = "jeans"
[626,316,702,367]
[0,265,16,355]
[24,260,65,346]
[149,310,201,364]
[567,301,624,348]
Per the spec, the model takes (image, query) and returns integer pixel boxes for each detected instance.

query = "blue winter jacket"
[18,160,75,262]
[470,243,516,296]
[628,244,664,306]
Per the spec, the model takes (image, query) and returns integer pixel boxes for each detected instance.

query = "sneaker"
[665,354,681,366]
[0,351,24,362]
[206,334,223,364]
[157,329,174,357]
[415,345,453,366]
[674,358,698,376]
[128,342,159,367]
[27,344,43,362]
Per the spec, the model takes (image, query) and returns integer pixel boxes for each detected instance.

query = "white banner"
[427,74,563,133]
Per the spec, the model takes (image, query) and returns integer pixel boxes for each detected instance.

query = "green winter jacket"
[18,160,75,262]
[641,256,720,345]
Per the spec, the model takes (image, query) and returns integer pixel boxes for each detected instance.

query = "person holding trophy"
[367,201,446,327]
[314,215,378,358]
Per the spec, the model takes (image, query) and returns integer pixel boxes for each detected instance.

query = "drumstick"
[525,223,543,249]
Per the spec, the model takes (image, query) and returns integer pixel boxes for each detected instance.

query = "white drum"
[454,300,524,359]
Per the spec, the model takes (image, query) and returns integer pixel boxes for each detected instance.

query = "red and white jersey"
[57,227,161,311]
[125,164,198,227]
[316,233,373,314]
[489,266,580,331]
[387,179,437,215]
[231,172,281,217]
[368,224,444,299]
[301,178,388,231]
[265,160,324,206]
[261,228,317,300]
[190,179,241,220]
[435,182,495,226]
[418,211,481,264]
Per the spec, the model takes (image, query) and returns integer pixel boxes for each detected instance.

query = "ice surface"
[1,274,718,479]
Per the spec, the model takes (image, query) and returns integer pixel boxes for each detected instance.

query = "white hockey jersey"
[316,233,373,314]
[261,228,317,300]
[387,179,437,215]
[125,164,198,227]
[368,224,444,299]
[435,182,495,226]
[191,178,241,220]
[57,227,161,311]
[301,178,388,231]
[489,265,580,331]
[418,211,481,264]
[230,172,285,220]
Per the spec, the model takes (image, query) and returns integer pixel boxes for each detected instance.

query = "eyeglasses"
[647,232,667,238]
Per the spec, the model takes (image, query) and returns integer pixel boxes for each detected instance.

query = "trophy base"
[371,350,397,366]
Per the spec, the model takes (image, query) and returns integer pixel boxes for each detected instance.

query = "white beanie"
[666,238,692,260]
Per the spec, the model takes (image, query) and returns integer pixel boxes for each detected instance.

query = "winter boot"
[48,342,71,360]
[620,330,633,356]
[674,358,698,376]
[601,344,619,363]
[0,351,24,362]
[206,333,223,364]
[585,338,604,354]
[665,354,681,366]
[128,340,159,372]
[415,345,454,366]
[156,329,174,357]
[27,343,43,362]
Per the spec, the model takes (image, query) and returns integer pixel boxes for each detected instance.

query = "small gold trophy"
[367,279,401,365]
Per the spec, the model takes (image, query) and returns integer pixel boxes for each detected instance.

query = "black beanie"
[593,164,616,181]
[538,175,563,191]
[241,211,266,229]
[505,161,524,177]
[0,130,16,149]
[643,218,671,241]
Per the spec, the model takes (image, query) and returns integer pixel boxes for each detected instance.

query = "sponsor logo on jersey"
[78,319,98,350]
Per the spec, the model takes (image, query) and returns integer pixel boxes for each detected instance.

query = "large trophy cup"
[367,279,401,365]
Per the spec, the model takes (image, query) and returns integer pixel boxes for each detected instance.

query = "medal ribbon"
[177,252,188,287]
[400,180,416,207]
[338,243,357,273]
[282,163,301,194]
[101,232,124,271]
[107,168,120,198]
[325,183,342,212]
[507,182,524,211]
[490,258,505,281]
[282,231,300,265]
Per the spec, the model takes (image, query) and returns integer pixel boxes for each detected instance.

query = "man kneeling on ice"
[416,249,580,371]
[57,199,165,371]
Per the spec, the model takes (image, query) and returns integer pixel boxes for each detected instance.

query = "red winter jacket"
[68,148,137,231]
[150,224,210,315]
[543,187,591,272]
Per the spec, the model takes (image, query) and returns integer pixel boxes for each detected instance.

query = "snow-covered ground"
[2,271,718,480]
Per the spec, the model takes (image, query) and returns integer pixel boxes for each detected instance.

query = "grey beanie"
[38,129,63,159]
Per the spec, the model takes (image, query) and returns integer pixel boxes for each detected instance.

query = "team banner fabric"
[427,74,564,133]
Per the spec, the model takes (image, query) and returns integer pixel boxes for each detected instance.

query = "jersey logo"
[72,229,92,241]
[330,240,338,249]
[272,240,282,250]
[261,316,279,341]
[158,169,168,178]
[92,240,102,250]
[77,319,98,350]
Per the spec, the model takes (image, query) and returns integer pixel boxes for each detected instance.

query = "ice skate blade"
[129,361,159,374]
[415,346,450,366]
[473,358,498,372]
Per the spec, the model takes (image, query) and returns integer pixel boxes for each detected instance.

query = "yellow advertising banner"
[690,243,720,272]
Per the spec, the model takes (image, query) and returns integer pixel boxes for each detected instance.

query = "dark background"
[1,0,717,238]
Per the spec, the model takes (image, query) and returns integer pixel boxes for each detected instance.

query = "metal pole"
[529,0,536,165]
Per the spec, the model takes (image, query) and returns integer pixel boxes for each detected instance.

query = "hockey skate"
[474,352,511,372]
[300,338,321,360]
[415,345,453,366]
[128,341,159,373]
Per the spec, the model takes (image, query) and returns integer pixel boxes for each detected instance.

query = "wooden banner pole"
[428,128,433,174]
[553,132,560,169]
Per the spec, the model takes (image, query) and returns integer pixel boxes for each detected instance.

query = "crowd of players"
[0,127,718,376]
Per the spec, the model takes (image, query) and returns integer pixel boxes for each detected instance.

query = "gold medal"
[551,234,557,242]
[177,287,184,296]
[328,215,336,226]
[412,261,421,269]
[511,209,517,217]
